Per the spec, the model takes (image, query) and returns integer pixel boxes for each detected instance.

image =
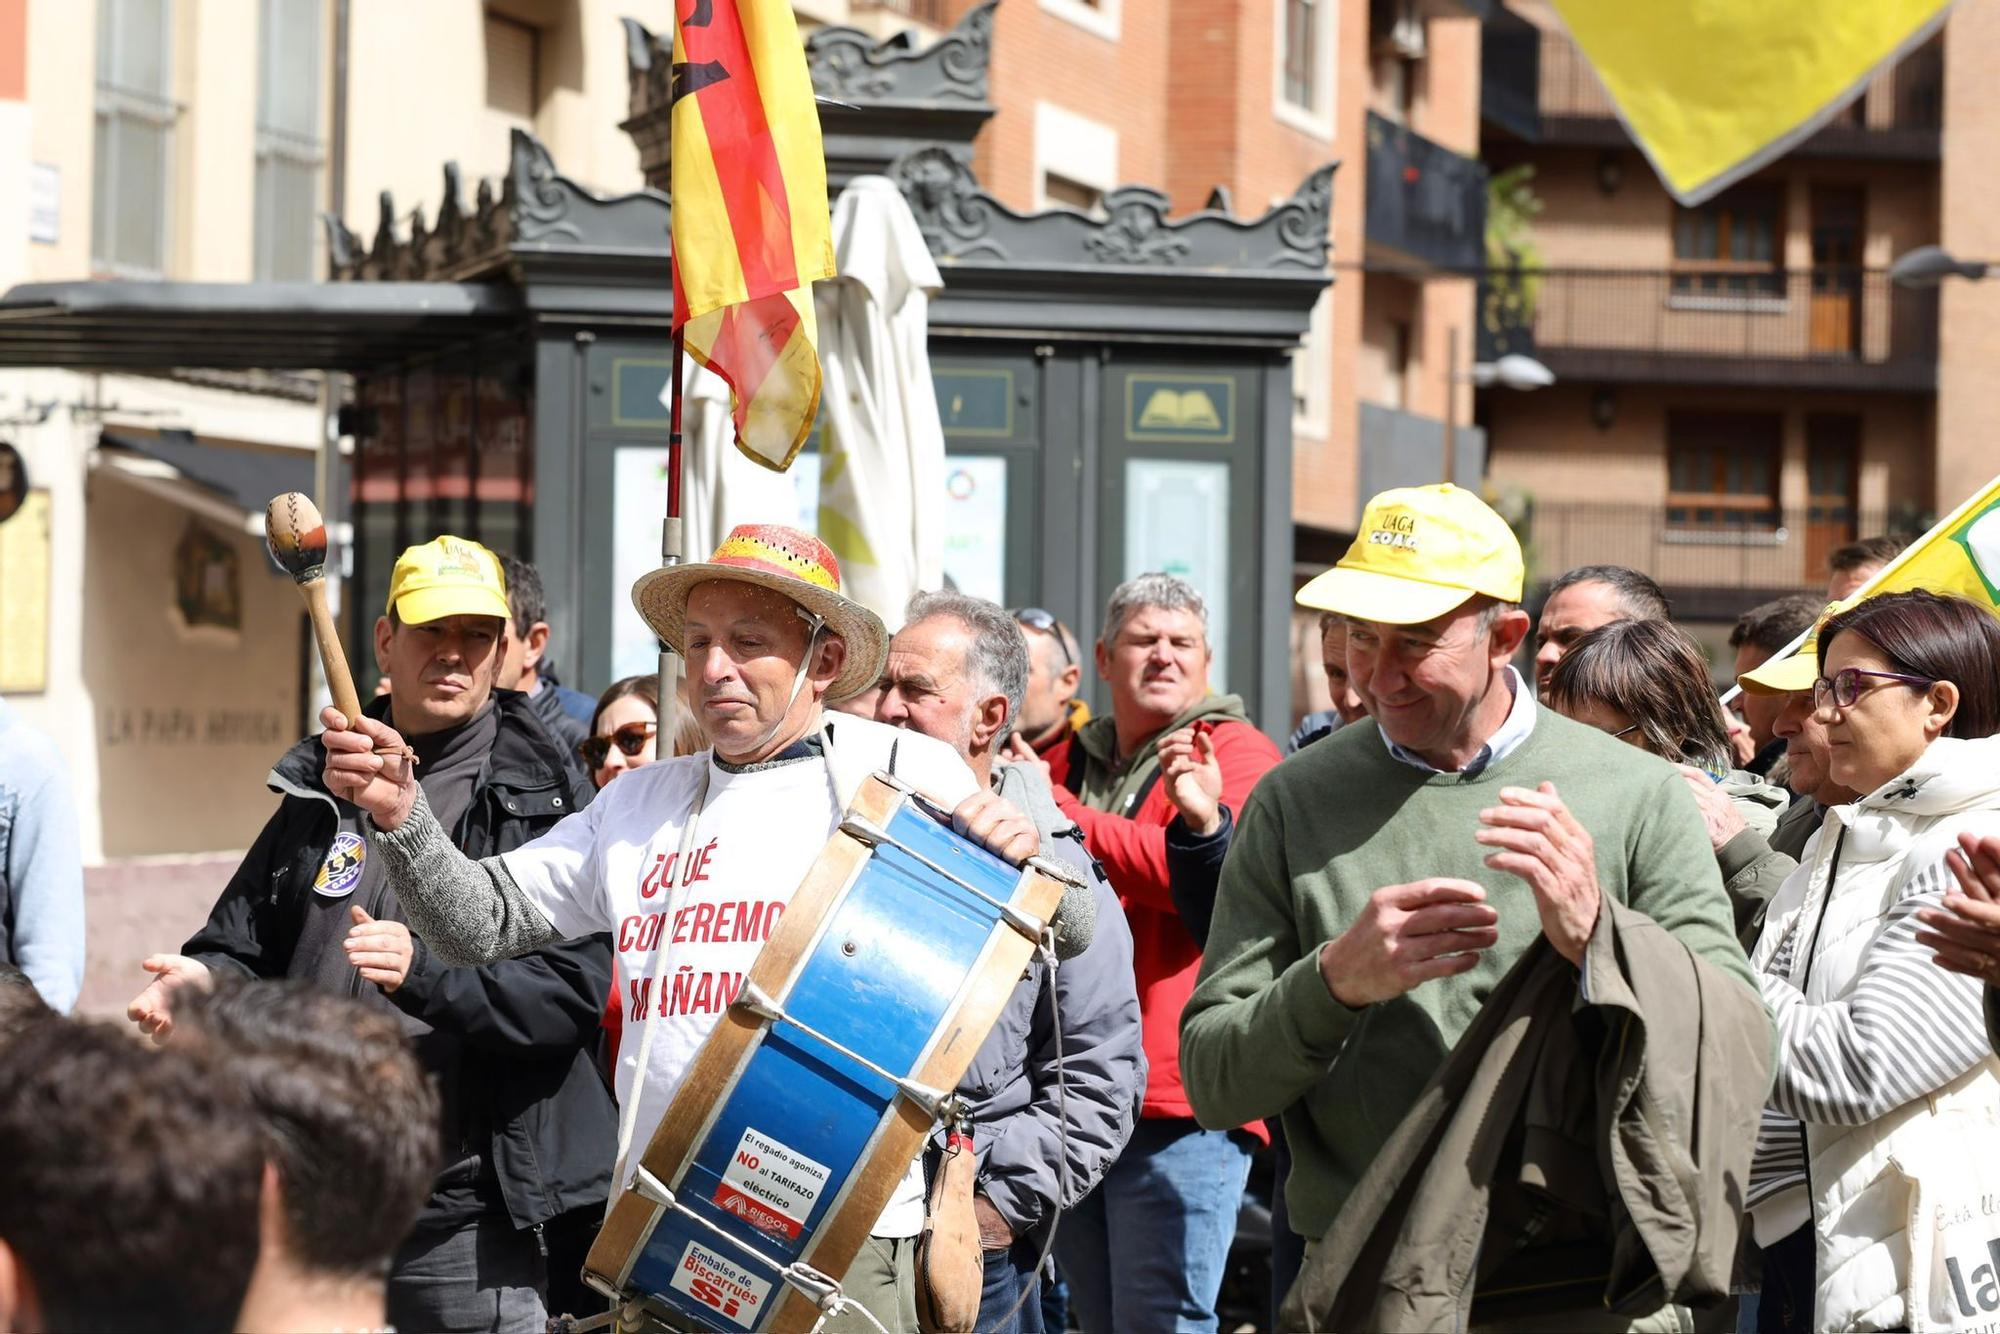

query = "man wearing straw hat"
[321,523,1040,1331]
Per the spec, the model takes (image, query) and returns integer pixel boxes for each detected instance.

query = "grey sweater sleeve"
[365,787,560,966]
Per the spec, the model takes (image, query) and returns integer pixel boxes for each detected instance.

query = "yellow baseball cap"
[1738,596,1856,695]
[1296,484,1525,624]
[385,536,511,625]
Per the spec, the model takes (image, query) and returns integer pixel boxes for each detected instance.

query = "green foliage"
[1482,165,1544,356]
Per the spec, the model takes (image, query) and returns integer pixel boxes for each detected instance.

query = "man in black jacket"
[126,536,616,1333]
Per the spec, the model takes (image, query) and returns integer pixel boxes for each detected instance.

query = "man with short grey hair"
[1015,572,1280,1334]
[885,590,1032,758]
[875,591,1143,1333]
[1532,564,1671,697]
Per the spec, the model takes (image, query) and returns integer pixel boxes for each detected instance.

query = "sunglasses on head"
[1012,608,1073,666]
[579,722,658,769]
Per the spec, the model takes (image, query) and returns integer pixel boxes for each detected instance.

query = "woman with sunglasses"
[1742,590,2000,1334]
[580,675,702,788]
[1543,618,1793,943]
[580,676,660,788]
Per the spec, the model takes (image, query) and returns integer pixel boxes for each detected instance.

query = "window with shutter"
[483,13,538,172]
[93,0,178,277]
[254,0,324,281]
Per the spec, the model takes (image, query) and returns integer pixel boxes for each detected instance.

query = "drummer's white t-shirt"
[499,713,977,1239]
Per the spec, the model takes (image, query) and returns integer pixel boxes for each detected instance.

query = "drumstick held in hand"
[264,492,415,763]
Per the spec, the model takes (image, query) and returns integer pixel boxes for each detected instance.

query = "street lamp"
[1442,329,1555,485]
[1889,245,1993,288]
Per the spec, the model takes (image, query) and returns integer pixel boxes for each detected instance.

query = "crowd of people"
[3,488,2000,1333]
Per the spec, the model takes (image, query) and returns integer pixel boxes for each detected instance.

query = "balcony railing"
[1364,111,1488,272]
[1480,6,1541,142]
[1494,27,1943,158]
[1521,503,1922,613]
[1477,267,1938,392]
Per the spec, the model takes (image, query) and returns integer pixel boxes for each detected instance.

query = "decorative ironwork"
[510,133,585,246]
[889,148,1335,274]
[324,130,670,284]
[807,0,996,104]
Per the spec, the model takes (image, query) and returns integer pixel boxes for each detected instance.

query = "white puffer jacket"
[1748,734,2000,1332]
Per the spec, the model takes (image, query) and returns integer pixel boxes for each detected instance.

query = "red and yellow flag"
[670,0,834,471]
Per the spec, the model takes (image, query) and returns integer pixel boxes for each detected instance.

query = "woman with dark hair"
[1545,618,1793,941]
[1743,590,2000,1333]
[581,675,660,790]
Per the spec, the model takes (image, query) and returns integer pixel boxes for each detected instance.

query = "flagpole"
[657,318,687,744]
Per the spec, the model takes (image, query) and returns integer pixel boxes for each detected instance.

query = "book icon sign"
[1138,388,1223,432]
[1128,376,1235,441]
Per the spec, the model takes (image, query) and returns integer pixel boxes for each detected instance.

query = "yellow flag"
[1549,0,1955,205]
[671,0,835,471]
[1858,476,2000,609]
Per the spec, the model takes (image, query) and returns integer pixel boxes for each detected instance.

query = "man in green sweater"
[1181,484,1765,1265]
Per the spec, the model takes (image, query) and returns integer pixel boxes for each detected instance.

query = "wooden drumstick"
[264,493,414,762]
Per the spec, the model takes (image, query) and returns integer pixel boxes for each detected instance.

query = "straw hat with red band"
[630,524,888,704]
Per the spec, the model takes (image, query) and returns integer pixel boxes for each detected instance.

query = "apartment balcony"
[1357,401,1487,501]
[1476,267,1938,392]
[1486,25,1943,159]
[1480,6,1541,142]
[1523,502,1918,618]
[1364,111,1488,273]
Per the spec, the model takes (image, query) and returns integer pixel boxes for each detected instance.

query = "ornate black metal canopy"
[325,131,671,300]
[891,147,1336,344]
[621,3,998,194]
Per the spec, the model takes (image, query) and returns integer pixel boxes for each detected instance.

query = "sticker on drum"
[712,1126,832,1241]
[669,1240,773,1326]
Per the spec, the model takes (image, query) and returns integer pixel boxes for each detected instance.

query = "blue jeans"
[1268,1120,1306,1330]
[1055,1118,1255,1334]
[977,1239,1045,1334]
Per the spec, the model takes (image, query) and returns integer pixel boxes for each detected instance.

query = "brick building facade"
[1478,0,2000,624]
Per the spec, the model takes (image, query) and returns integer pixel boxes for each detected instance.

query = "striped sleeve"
[1759,854,1992,1126]
[1746,1107,1808,1208]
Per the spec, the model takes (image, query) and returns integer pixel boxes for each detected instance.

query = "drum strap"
[607,762,714,1215]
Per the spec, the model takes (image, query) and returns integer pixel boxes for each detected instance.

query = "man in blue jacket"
[126,536,615,1332]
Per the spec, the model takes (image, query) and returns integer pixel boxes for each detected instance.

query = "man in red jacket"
[1012,572,1279,1334]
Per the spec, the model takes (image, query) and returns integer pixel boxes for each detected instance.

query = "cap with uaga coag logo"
[1295,483,1525,625]
[1737,596,1857,695]
[385,536,512,625]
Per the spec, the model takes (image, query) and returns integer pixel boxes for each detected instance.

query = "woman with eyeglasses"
[1543,618,1793,943]
[1740,590,2000,1334]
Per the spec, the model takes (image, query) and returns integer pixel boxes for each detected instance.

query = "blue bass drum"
[584,772,1070,1332]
